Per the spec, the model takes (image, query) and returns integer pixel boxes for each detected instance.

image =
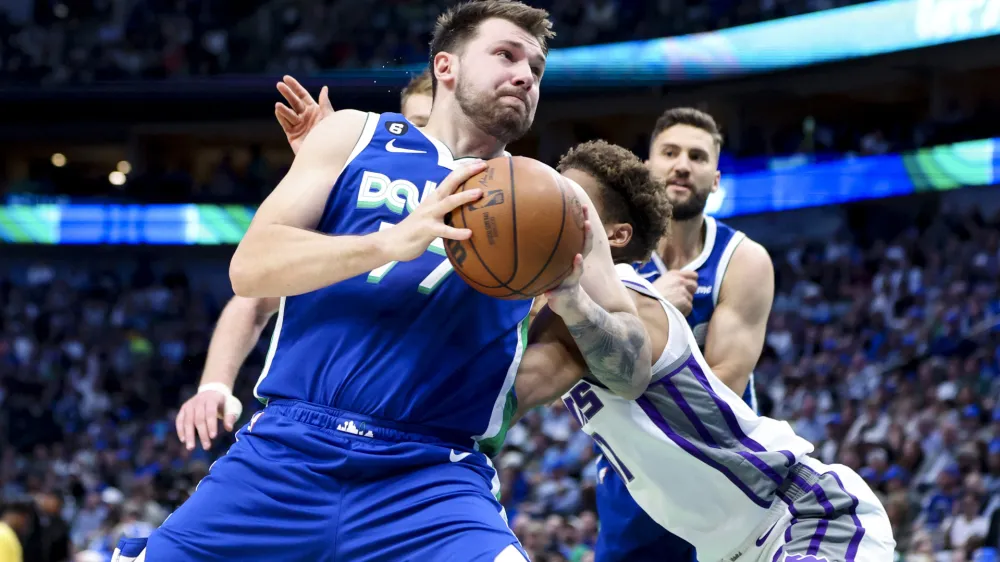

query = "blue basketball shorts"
[594,456,697,562]
[113,399,527,562]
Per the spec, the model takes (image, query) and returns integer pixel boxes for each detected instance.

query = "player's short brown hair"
[557,140,671,264]
[401,68,433,105]
[650,107,723,154]
[429,0,554,96]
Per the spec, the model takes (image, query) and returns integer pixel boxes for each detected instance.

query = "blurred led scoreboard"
[2,137,998,245]
[0,204,253,245]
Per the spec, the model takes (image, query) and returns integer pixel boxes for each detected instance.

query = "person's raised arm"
[544,182,652,400]
[229,110,486,298]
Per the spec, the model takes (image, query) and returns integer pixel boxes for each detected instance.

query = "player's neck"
[659,214,706,270]
[423,102,508,160]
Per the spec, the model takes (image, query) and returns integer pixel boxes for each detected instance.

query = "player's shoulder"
[310,109,371,140]
[719,236,774,303]
[294,109,373,167]
[711,217,771,270]
[731,236,772,272]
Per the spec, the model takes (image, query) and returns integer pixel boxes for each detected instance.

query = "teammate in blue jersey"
[594,108,777,562]
[174,72,432,452]
[119,2,652,561]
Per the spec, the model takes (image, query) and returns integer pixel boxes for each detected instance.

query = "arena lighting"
[108,171,126,186]
[374,0,1000,85]
[51,153,66,167]
[1,136,997,244]
[117,161,132,174]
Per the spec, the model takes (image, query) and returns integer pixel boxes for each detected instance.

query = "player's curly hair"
[557,140,672,264]
[430,0,554,96]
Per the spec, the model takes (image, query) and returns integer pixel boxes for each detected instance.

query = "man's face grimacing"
[451,18,545,143]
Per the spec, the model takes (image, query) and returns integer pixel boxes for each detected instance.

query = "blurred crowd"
[0,0,879,84]
[1,205,999,561]
[7,100,1000,206]
[3,1,1000,562]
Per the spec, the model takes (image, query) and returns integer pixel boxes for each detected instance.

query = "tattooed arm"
[547,284,652,400]
[543,180,653,400]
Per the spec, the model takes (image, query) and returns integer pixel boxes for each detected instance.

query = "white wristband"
[198,382,244,423]
[198,382,233,396]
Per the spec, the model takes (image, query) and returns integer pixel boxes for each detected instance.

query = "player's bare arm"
[230,110,486,298]
[511,305,585,420]
[702,240,774,394]
[545,182,653,400]
[176,296,279,450]
[514,288,668,420]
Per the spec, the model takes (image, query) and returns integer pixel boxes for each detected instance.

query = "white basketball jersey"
[561,265,815,561]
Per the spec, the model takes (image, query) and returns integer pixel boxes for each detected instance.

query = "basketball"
[444,156,587,300]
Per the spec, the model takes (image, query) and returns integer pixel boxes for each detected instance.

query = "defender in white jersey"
[515,146,894,561]
[560,268,896,562]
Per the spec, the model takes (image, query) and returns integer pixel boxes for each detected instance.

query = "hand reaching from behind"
[275,75,335,154]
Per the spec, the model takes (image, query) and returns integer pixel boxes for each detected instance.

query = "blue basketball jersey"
[632,216,756,410]
[254,112,531,446]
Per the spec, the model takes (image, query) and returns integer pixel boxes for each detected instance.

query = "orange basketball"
[443,156,587,300]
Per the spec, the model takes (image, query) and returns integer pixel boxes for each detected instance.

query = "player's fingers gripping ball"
[443,156,587,299]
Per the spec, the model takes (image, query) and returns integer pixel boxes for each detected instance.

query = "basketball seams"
[457,165,513,290]
[512,170,569,294]
[445,157,584,300]
[505,156,520,285]
[453,158,528,296]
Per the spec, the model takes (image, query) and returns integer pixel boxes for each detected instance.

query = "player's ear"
[711,170,721,193]
[607,222,633,250]
[433,52,457,91]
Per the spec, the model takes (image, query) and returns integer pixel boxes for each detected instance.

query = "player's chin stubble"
[456,82,532,144]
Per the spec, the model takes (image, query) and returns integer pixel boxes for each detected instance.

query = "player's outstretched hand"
[543,203,595,313]
[652,270,698,316]
[176,385,243,451]
[379,161,487,262]
[275,75,335,155]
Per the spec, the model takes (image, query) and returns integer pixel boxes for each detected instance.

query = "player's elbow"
[229,261,255,298]
[614,384,643,401]
[607,373,647,401]
[229,243,265,298]
[606,343,652,401]
[621,363,652,401]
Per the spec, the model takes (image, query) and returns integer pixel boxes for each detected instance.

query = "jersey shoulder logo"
[385,120,409,135]
[695,285,712,295]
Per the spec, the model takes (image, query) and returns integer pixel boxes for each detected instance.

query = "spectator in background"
[944,493,990,557]
[0,498,34,562]
[31,491,71,562]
